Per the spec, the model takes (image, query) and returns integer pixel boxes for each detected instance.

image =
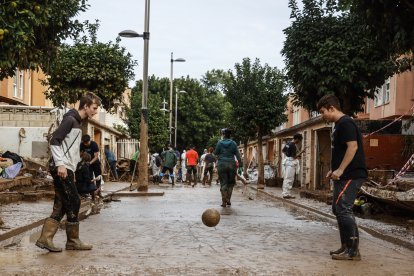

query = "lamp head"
[173,58,186,62]
[119,30,142,38]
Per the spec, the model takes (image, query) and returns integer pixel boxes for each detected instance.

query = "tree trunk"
[243,140,249,179]
[257,128,265,189]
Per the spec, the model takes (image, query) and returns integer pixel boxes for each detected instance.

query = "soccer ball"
[201,208,220,227]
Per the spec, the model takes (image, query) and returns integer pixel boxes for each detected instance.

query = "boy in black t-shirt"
[80,134,103,197]
[317,94,367,261]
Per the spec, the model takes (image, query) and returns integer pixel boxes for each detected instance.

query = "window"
[374,77,391,107]
[293,107,300,125]
[12,69,24,99]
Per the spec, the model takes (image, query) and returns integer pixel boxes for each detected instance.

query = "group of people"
[151,144,218,188]
[36,91,366,262]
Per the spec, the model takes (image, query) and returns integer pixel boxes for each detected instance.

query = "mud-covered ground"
[0,184,413,275]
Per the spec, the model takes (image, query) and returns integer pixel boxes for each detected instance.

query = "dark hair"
[293,133,303,141]
[208,147,214,153]
[317,94,341,111]
[79,92,102,110]
[81,152,91,162]
[82,134,91,142]
[221,128,231,138]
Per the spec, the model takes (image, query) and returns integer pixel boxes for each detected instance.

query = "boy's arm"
[331,141,358,180]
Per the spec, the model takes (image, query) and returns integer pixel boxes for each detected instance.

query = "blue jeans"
[332,178,364,252]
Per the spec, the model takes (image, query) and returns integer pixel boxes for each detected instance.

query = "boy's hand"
[57,165,67,179]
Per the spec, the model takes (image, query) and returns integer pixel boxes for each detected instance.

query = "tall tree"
[224,58,288,186]
[42,21,136,110]
[340,0,414,71]
[0,0,88,80]
[282,0,398,115]
[126,79,169,153]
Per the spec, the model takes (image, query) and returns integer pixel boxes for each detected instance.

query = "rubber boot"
[171,176,175,187]
[227,186,233,206]
[221,190,227,207]
[208,175,212,186]
[330,219,347,255]
[202,175,207,185]
[332,224,360,260]
[191,175,195,188]
[65,222,93,250]
[35,218,62,252]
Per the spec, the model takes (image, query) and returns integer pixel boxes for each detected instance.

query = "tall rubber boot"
[202,175,207,185]
[65,222,93,250]
[330,218,346,255]
[171,176,175,187]
[35,218,62,252]
[220,190,227,207]
[227,186,233,206]
[191,175,196,188]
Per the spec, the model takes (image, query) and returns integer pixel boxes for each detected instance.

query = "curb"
[251,186,414,251]
[0,185,130,248]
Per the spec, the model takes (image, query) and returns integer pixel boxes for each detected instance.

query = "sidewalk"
[250,184,414,250]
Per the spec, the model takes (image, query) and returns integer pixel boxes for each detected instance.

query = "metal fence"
[116,139,139,159]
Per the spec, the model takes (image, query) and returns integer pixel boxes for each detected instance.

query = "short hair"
[221,128,231,138]
[79,92,102,110]
[293,133,303,141]
[317,94,341,111]
[82,134,91,142]
[208,147,214,153]
[81,152,91,162]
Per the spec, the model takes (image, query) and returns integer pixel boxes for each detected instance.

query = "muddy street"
[0,184,413,275]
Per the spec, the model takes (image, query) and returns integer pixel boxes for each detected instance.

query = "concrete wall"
[0,106,54,164]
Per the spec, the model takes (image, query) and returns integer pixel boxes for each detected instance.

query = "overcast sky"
[75,0,292,83]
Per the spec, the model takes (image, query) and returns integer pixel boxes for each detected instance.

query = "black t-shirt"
[283,141,297,158]
[204,153,216,168]
[331,115,368,180]
[80,141,100,164]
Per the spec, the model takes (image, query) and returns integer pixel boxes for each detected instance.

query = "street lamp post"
[169,52,185,145]
[174,89,187,148]
[118,0,150,192]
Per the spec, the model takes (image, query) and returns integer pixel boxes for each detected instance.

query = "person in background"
[160,144,178,186]
[214,128,241,207]
[281,133,303,199]
[104,145,118,181]
[149,151,162,184]
[36,92,100,252]
[75,152,98,201]
[186,145,199,187]
[80,134,103,197]
[130,148,140,178]
[181,149,187,183]
[317,94,367,261]
[202,147,216,185]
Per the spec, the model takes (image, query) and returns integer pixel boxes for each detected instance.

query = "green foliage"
[113,124,129,137]
[0,0,88,80]
[42,21,136,110]
[126,78,169,153]
[340,0,414,71]
[175,76,228,152]
[282,0,398,115]
[125,75,228,153]
[224,58,288,138]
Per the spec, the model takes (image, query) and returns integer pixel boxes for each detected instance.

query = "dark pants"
[218,161,237,203]
[109,160,118,179]
[332,178,364,253]
[50,169,80,223]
